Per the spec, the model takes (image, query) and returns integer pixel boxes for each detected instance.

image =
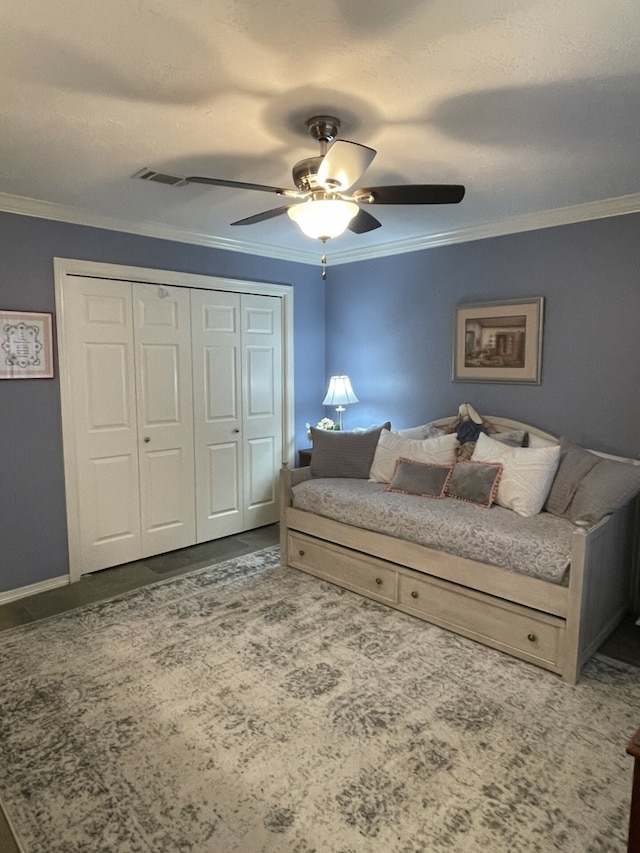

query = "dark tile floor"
[0,525,281,632]
[0,523,638,851]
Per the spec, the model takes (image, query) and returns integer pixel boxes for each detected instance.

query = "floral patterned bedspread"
[291,478,574,583]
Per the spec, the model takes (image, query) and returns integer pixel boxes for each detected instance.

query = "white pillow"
[471,432,561,517]
[369,430,458,483]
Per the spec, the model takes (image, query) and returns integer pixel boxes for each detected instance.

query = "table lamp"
[322,375,358,430]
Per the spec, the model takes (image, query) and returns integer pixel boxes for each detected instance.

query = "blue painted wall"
[2,208,639,595]
[324,214,640,459]
[0,212,324,593]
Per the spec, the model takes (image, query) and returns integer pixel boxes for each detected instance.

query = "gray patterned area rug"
[0,547,638,853]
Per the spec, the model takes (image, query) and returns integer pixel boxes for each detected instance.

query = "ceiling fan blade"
[317,140,376,192]
[230,206,293,226]
[186,175,303,198]
[354,184,465,205]
[348,208,382,234]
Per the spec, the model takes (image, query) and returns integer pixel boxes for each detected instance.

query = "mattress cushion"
[291,478,574,584]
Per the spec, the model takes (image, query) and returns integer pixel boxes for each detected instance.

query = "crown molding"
[328,192,640,264]
[0,191,312,264]
[2,189,640,267]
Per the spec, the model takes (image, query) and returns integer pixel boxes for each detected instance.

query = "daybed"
[280,416,640,683]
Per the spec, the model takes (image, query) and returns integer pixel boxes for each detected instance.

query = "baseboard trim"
[0,575,70,605]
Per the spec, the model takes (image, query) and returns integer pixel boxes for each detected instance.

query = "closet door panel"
[85,343,131,436]
[134,285,196,556]
[205,345,239,421]
[191,290,243,540]
[91,455,139,543]
[242,295,282,529]
[247,436,277,508]
[63,278,142,573]
[246,346,276,416]
[206,443,241,517]
[144,447,191,531]
[139,344,181,423]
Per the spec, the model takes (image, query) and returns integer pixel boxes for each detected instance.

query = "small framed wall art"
[453,297,544,384]
[0,310,55,379]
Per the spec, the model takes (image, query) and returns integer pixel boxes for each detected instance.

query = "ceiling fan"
[138,115,465,277]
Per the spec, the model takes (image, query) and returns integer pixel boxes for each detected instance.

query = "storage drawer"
[288,532,398,604]
[398,573,564,667]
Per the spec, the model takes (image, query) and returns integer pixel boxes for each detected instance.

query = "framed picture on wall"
[453,297,544,384]
[0,310,54,379]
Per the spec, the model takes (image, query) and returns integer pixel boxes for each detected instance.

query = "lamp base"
[335,405,345,430]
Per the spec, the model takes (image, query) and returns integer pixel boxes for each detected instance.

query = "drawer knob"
[527,632,537,642]
[411,590,419,599]
[375,577,383,585]
[298,550,305,557]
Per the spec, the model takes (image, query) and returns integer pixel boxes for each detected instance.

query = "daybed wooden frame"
[280,418,639,683]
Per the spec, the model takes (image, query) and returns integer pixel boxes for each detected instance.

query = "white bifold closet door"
[191,290,282,541]
[61,276,282,576]
[63,277,195,574]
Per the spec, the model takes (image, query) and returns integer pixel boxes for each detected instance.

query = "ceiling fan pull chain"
[321,252,327,280]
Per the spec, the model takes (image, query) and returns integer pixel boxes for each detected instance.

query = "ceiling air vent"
[132,168,186,187]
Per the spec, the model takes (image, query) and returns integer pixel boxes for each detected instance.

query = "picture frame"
[0,310,55,379]
[453,297,544,384]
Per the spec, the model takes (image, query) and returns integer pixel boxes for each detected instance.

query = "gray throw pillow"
[395,423,445,440]
[385,458,453,498]
[445,461,503,508]
[492,429,526,447]
[455,429,526,463]
[310,422,391,479]
[566,456,640,525]
[544,438,600,516]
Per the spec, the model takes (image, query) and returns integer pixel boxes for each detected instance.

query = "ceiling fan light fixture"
[288,198,359,241]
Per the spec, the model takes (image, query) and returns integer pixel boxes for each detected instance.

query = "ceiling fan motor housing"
[292,156,325,192]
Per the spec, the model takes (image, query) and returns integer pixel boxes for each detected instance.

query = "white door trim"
[54,257,295,582]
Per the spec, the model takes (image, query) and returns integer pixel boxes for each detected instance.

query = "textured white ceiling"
[1,0,639,264]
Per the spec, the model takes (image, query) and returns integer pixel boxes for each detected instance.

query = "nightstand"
[298,448,313,467]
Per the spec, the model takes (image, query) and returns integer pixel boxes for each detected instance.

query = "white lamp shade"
[322,375,359,407]
[288,199,359,241]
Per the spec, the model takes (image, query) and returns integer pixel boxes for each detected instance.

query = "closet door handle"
[233,428,240,433]
[143,436,150,443]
